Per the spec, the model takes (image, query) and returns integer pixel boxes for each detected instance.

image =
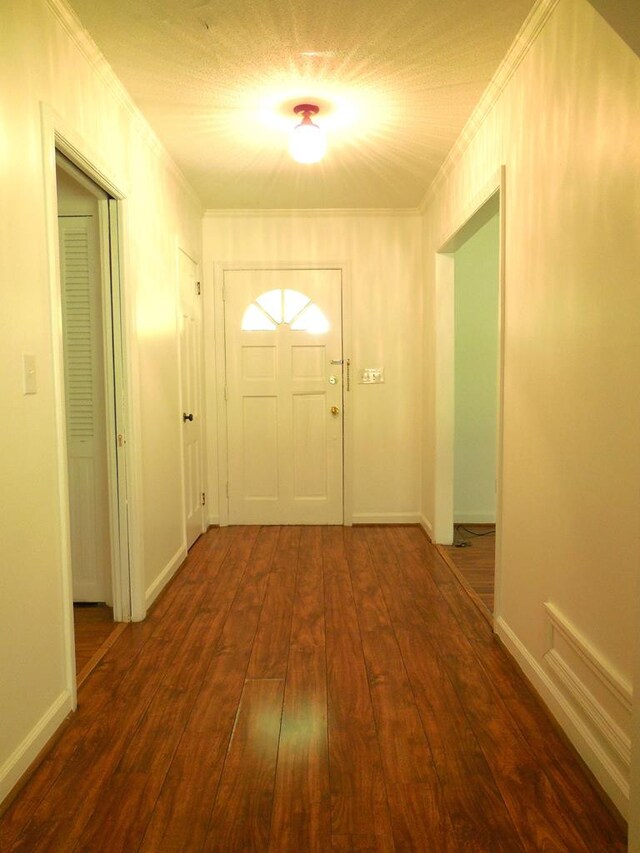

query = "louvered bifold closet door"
[58,215,111,602]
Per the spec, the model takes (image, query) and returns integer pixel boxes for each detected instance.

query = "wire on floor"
[453,524,496,548]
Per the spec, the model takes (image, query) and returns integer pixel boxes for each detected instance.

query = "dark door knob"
[183,412,194,422]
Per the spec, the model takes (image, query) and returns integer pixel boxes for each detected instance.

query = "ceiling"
[66,0,537,210]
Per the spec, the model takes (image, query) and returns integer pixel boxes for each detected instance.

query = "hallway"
[0,526,625,852]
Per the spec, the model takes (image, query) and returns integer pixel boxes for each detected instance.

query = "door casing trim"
[41,102,143,711]
[433,165,506,623]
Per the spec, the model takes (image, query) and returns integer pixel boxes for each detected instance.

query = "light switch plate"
[359,367,384,384]
[23,353,37,395]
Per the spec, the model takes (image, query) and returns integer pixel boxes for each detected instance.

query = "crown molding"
[203,207,421,219]
[44,0,204,214]
[45,0,560,221]
[419,0,561,215]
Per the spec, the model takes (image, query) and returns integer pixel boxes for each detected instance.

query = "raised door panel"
[291,345,326,383]
[242,346,277,381]
[292,394,327,499]
[242,396,279,500]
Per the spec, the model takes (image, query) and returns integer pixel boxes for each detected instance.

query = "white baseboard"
[495,616,629,817]
[419,514,434,540]
[207,515,220,528]
[145,544,187,610]
[0,690,73,804]
[351,512,421,525]
[454,513,496,524]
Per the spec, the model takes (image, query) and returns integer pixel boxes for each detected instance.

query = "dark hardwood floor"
[73,603,115,674]
[73,602,127,688]
[440,524,496,613]
[0,526,625,852]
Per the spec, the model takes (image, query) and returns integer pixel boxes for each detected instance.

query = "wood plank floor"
[0,526,625,852]
[440,524,496,612]
[73,604,115,674]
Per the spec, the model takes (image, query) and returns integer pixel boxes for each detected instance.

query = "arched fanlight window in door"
[241,288,330,334]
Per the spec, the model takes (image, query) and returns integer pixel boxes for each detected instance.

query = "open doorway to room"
[55,153,130,684]
[433,175,504,620]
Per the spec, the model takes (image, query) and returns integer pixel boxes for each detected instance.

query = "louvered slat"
[61,224,94,440]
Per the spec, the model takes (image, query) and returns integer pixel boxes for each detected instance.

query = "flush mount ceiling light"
[289,104,326,164]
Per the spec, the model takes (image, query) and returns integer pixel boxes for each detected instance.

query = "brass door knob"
[330,406,340,415]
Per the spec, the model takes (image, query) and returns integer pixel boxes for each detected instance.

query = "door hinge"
[196,280,201,296]
[201,492,206,506]
[117,433,125,448]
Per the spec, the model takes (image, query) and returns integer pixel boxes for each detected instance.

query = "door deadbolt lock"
[183,412,194,422]
[330,406,340,416]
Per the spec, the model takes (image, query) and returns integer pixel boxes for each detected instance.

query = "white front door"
[179,249,204,548]
[224,269,343,524]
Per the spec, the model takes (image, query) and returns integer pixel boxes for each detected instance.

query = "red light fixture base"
[293,104,320,117]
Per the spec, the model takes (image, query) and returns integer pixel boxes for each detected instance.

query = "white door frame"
[433,166,506,619]
[212,261,353,526]
[41,104,142,707]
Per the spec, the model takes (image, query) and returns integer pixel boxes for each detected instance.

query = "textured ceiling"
[66,0,536,209]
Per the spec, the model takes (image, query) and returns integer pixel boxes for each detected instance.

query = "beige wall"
[202,213,422,524]
[421,0,640,814]
[0,0,201,800]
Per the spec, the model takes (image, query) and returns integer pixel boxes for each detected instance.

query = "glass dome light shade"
[289,113,326,164]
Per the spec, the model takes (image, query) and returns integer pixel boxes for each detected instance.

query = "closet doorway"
[55,153,130,683]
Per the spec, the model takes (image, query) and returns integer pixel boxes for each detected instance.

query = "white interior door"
[224,268,343,524]
[179,249,204,547]
[58,215,111,601]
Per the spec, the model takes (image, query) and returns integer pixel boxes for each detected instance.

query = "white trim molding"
[544,652,631,775]
[145,545,188,610]
[0,691,73,803]
[419,515,434,541]
[433,163,506,631]
[351,512,421,525]
[419,0,561,212]
[203,208,420,219]
[453,513,497,524]
[543,603,631,785]
[496,614,631,817]
[45,0,203,215]
[544,602,632,713]
[42,106,140,630]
